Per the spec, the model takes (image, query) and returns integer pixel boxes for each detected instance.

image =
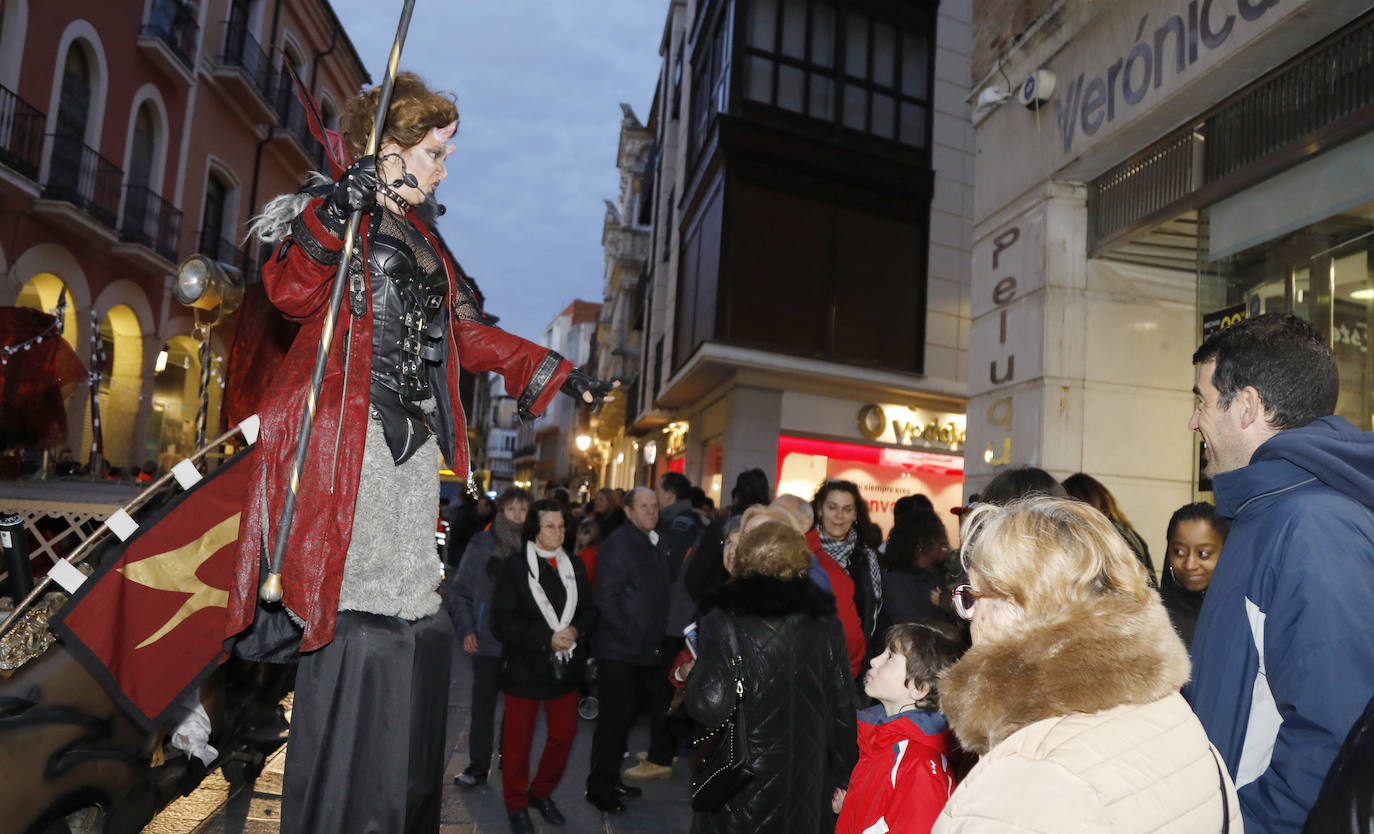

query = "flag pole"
[259,0,417,603]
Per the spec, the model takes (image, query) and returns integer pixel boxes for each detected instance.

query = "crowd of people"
[122,67,1365,834]
[443,313,1374,834]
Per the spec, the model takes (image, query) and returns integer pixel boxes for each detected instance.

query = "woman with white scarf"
[492,498,596,834]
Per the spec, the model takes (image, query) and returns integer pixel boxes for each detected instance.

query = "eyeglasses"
[951,584,986,621]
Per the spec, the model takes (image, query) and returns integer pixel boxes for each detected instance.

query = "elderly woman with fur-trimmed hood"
[932,498,1241,834]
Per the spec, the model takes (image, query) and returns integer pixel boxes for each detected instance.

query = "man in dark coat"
[647,472,706,779]
[657,471,705,575]
[585,487,671,812]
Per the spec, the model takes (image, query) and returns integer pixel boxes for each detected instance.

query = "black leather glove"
[319,155,378,231]
[561,369,617,406]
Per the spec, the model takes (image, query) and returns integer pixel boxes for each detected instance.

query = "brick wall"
[971,0,1057,81]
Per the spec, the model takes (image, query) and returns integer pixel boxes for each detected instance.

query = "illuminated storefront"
[774,395,966,539]
[777,434,964,540]
[1199,162,1374,437]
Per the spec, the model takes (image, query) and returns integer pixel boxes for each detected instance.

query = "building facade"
[604,0,975,533]
[512,299,601,495]
[966,0,1374,557]
[469,373,519,496]
[0,0,368,473]
[589,104,653,492]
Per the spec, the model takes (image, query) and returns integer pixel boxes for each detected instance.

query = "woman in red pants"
[492,498,596,834]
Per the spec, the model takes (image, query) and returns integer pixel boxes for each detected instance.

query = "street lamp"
[174,255,244,448]
[575,433,592,452]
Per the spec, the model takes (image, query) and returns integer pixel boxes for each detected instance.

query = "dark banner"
[52,450,255,729]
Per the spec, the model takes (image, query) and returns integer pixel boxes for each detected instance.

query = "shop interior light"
[155,350,168,374]
[1352,288,1374,300]
[643,440,658,465]
[575,434,592,452]
[175,254,244,314]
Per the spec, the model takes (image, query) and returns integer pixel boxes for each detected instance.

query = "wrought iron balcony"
[218,19,272,93]
[120,185,182,262]
[196,229,248,272]
[1088,12,1374,253]
[42,133,123,228]
[0,83,45,180]
[211,19,276,123]
[139,0,199,70]
[269,77,322,169]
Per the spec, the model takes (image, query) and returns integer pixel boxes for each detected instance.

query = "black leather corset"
[367,210,449,401]
[363,209,450,464]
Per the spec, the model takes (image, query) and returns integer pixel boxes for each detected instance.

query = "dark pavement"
[149,642,695,833]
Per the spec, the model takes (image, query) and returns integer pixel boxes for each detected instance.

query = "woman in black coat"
[686,521,858,834]
[491,499,596,834]
[879,509,953,630]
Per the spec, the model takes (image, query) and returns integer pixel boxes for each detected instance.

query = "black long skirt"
[282,610,454,834]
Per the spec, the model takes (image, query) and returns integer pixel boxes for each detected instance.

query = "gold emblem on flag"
[117,513,240,650]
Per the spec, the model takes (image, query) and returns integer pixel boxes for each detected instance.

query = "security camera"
[1017,70,1056,110]
[976,86,1010,110]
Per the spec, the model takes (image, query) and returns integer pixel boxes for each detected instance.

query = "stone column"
[721,385,782,498]
[964,181,1197,563]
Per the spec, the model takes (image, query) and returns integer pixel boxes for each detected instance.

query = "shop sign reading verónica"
[1053,0,1281,157]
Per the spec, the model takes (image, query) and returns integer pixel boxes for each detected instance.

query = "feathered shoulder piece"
[246,172,332,245]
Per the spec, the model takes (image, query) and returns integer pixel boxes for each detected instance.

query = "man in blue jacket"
[1185,313,1374,834]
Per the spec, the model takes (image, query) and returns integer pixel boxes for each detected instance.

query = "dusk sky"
[331,1,666,342]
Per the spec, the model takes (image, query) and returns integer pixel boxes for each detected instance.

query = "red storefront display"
[776,435,965,541]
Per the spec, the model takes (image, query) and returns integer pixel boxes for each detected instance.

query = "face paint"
[433,120,457,159]
[383,132,449,210]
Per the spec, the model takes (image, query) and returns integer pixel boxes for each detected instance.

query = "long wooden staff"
[260,0,417,602]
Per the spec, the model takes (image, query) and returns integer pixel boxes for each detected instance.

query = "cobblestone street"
[146,645,694,833]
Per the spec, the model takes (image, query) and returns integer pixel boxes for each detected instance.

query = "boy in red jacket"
[834,621,963,834]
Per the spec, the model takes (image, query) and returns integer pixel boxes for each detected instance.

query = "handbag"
[1210,748,1231,832]
[689,616,757,812]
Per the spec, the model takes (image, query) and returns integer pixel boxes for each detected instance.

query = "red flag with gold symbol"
[52,449,255,730]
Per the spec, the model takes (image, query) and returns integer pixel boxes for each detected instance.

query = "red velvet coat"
[226,201,571,651]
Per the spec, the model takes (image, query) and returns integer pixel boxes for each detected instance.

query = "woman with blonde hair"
[932,498,1240,833]
[685,521,857,833]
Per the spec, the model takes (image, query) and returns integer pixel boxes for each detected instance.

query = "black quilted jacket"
[685,575,859,834]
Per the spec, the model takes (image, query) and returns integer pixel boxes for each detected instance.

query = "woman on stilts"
[227,70,615,834]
